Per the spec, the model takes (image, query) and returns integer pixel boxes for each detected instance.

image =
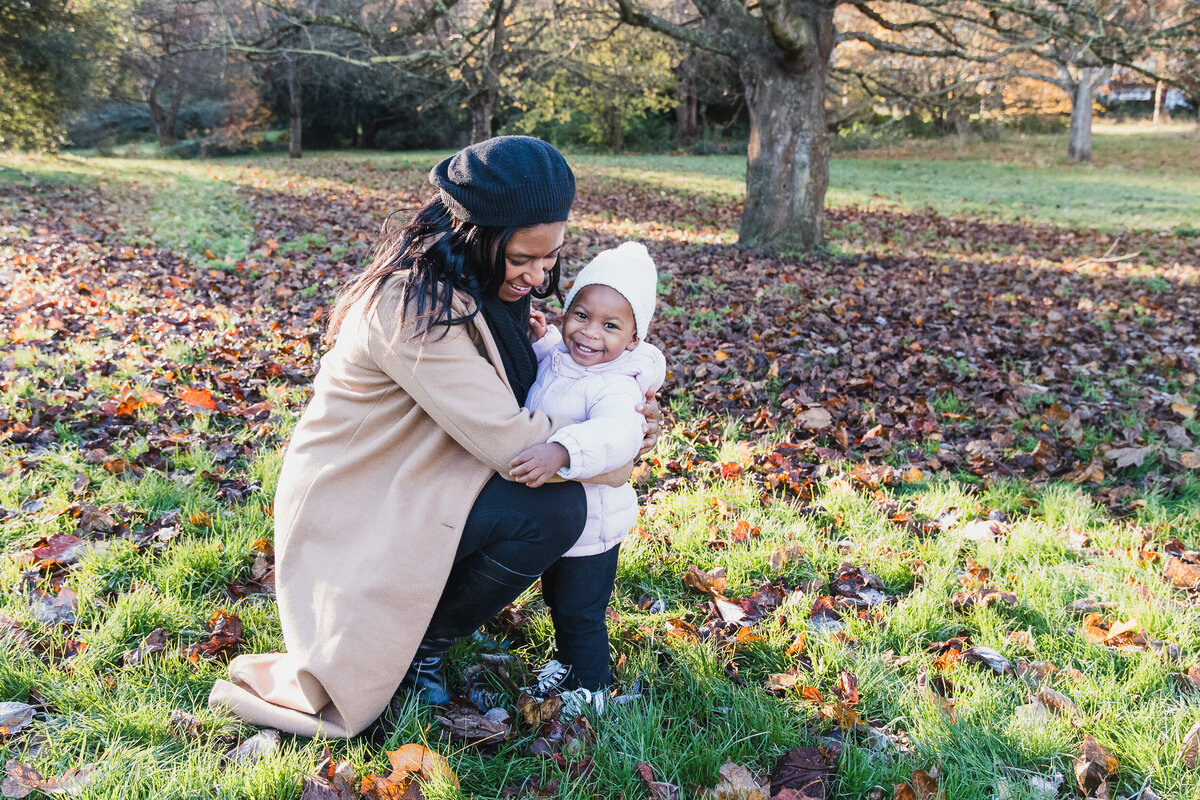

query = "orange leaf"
[180,387,217,410]
[386,743,459,788]
[360,774,407,800]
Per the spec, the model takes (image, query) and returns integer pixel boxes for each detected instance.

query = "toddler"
[509,241,666,714]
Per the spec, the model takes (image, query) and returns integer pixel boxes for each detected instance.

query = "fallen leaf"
[180,387,217,410]
[1165,557,1200,590]
[223,729,280,764]
[910,769,940,800]
[168,709,202,740]
[684,564,729,596]
[961,646,1016,677]
[0,704,35,736]
[1183,721,1200,770]
[124,628,168,666]
[385,743,459,789]
[635,761,680,800]
[796,407,832,430]
[517,693,563,728]
[1073,734,1117,798]
[769,746,833,798]
[301,746,359,800]
[961,519,1008,542]
[30,587,77,627]
[702,761,767,800]
[1106,446,1150,468]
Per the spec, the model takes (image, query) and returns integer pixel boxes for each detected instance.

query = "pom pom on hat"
[429,135,576,228]
[564,242,657,340]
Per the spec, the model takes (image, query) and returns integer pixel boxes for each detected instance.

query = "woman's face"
[498,222,566,302]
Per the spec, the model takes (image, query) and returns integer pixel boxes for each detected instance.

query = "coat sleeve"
[547,376,645,481]
[366,292,558,476]
[532,325,562,365]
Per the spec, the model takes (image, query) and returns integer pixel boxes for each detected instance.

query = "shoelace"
[560,688,607,717]
[528,660,572,695]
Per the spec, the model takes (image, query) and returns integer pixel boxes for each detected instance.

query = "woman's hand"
[528,309,548,341]
[635,387,662,458]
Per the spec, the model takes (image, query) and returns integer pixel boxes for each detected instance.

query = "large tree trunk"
[146,71,182,147]
[675,55,699,146]
[1067,66,1106,163]
[469,93,494,143]
[738,6,833,251]
[468,0,507,144]
[287,57,302,159]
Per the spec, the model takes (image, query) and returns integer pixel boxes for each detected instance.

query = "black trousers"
[541,544,621,691]
[453,474,587,579]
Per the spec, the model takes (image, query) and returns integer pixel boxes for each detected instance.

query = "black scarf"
[480,294,538,406]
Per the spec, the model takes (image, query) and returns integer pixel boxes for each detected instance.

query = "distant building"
[1099,81,1192,110]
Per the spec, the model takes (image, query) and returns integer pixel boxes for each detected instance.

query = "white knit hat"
[563,242,657,340]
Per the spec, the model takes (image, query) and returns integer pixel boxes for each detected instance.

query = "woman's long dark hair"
[325,197,565,346]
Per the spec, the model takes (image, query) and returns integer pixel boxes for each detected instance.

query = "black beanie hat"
[429,136,576,228]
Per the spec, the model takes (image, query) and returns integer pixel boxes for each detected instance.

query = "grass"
[1,125,1199,798]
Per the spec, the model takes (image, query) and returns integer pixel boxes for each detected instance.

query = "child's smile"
[562,284,639,367]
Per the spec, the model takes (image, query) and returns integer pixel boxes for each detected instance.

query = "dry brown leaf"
[0,704,35,736]
[517,693,563,728]
[796,407,832,430]
[1165,557,1200,590]
[223,729,280,764]
[769,746,832,799]
[124,628,168,667]
[1074,735,1118,798]
[702,761,767,800]
[635,762,680,800]
[961,646,1016,677]
[910,768,941,800]
[1183,721,1200,770]
[385,744,458,789]
[168,709,202,740]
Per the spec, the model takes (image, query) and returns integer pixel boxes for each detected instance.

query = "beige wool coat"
[208,273,623,737]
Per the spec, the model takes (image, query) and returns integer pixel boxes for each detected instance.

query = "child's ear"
[625,335,639,352]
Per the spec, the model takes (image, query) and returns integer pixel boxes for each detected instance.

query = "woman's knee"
[535,481,587,552]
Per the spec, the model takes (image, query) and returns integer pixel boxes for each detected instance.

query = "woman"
[208,136,657,738]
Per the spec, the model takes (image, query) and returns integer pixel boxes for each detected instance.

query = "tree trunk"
[675,56,699,146]
[1153,80,1170,124]
[287,58,302,159]
[1067,70,1097,163]
[738,10,833,252]
[146,71,181,147]
[468,0,506,144]
[469,93,494,143]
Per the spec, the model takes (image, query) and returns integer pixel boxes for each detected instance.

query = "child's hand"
[528,309,548,341]
[509,443,570,487]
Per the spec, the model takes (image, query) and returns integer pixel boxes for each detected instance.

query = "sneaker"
[560,687,607,717]
[525,660,572,697]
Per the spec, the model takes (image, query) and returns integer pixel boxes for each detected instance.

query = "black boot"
[399,552,536,704]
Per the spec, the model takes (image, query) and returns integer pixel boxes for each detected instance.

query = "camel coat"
[208,274,623,737]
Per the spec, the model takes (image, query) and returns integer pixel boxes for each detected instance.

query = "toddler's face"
[562,284,638,367]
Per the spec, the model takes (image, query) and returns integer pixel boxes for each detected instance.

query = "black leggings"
[454,474,587,579]
[542,544,621,690]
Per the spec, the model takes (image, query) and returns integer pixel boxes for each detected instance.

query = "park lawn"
[1,140,1199,799]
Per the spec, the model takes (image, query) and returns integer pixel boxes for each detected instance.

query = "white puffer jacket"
[527,326,667,557]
